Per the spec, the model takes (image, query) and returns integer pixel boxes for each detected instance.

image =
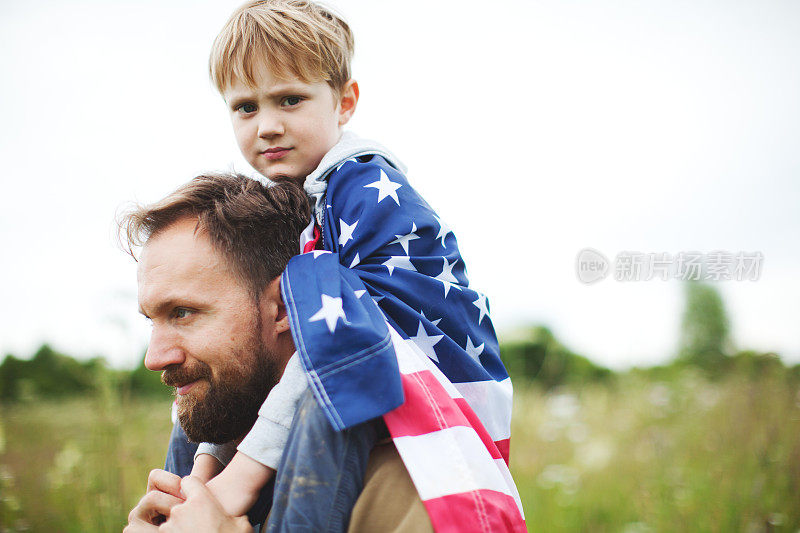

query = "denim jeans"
[164,390,381,531]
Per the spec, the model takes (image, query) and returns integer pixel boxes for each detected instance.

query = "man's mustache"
[162,362,213,388]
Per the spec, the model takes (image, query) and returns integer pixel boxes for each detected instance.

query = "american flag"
[281,155,525,531]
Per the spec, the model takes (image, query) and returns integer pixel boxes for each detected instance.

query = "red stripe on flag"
[494,438,511,465]
[423,490,527,533]
[302,224,321,253]
[454,398,506,463]
[385,371,468,435]
[384,372,504,461]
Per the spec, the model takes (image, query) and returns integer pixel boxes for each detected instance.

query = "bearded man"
[121,170,525,532]
[122,174,433,532]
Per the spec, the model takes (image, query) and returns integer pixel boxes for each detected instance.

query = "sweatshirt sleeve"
[194,441,237,467]
[236,352,308,470]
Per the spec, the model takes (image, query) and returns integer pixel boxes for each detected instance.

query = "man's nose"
[257,110,285,138]
[144,327,185,371]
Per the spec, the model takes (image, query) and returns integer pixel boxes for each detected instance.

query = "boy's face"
[223,63,357,184]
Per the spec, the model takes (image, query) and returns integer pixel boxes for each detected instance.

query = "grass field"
[1,369,798,532]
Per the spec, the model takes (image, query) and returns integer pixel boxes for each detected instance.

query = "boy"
[170,0,523,529]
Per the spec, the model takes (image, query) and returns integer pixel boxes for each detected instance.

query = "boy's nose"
[144,327,186,371]
[257,112,285,138]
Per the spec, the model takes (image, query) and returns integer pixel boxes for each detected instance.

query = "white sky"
[1,0,798,370]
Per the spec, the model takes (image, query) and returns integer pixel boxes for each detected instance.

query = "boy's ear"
[338,79,359,126]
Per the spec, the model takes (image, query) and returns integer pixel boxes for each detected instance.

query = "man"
[122,172,525,532]
[122,173,432,532]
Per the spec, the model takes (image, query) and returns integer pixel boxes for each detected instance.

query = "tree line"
[0,344,168,402]
[1,282,795,402]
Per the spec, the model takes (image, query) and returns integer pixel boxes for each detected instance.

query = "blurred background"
[1,0,798,531]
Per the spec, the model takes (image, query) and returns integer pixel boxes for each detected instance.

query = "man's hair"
[209,0,354,95]
[121,173,310,298]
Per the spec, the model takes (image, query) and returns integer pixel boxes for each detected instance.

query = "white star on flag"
[364,170,402,206]
[349,253,360,268]
[339,218,358,247]
[433,215,452,248]
[434,257,460,297]
[382,255,416,275]
[309,294,346,333]
[420,310,442,327]
[389,222,419,254]
[312,250,330,259]
[465,336,485,363]
[472,292,489,324]
[354,289,367,299]
[410,320,444,362]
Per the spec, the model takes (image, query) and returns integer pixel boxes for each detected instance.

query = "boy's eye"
[236,103,257,114]
[281,96,303,107]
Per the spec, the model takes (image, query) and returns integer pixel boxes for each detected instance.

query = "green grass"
[1,370,799,531]
[510,369,800,532]
[0,393,173,532]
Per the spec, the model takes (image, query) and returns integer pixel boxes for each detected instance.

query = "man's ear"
[262,276,290,335]
[338,79,359,126]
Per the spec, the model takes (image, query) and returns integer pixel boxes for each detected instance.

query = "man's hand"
[123,469,184,532]
[158,476,251,533]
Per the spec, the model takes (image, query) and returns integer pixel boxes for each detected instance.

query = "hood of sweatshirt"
[303,131,407,225]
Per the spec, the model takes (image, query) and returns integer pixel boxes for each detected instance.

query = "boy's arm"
[190,441,237,482]
[199,352,308,517]
[191,453,225,483]
[236,351,308,469]
[205,452,275,517]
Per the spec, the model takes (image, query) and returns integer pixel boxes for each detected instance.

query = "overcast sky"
[1,0,798,370]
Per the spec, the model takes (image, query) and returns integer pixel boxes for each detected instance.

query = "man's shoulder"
[347,442,433,533]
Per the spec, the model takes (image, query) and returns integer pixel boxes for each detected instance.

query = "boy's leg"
[266,389,383,532]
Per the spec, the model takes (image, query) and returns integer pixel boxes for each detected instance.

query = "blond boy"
[165,1,519,530]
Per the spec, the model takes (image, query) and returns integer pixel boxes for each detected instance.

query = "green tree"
[677,281,731,371]
[500,325,612,388]
[0,354,25,401]
[0,345,101,401]
[125,357,171,397]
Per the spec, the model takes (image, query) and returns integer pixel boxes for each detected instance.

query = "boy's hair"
[210,0,354,96]
[120,174,310,299]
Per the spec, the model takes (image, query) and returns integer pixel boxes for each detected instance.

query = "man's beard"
[162,320,281,444]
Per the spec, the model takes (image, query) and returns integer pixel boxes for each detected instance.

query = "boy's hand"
[123,469,184,532]
[158,476,251,533]
[190,453,225,483]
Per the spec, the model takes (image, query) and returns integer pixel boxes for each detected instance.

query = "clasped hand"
[123,469,250,533]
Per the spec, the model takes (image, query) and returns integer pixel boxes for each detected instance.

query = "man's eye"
[281,96,303,107]
[236,103,257,114]
[173,308,191,319]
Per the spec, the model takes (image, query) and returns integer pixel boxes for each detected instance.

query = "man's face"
[137,217,284,443]
[222,62,349,184]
